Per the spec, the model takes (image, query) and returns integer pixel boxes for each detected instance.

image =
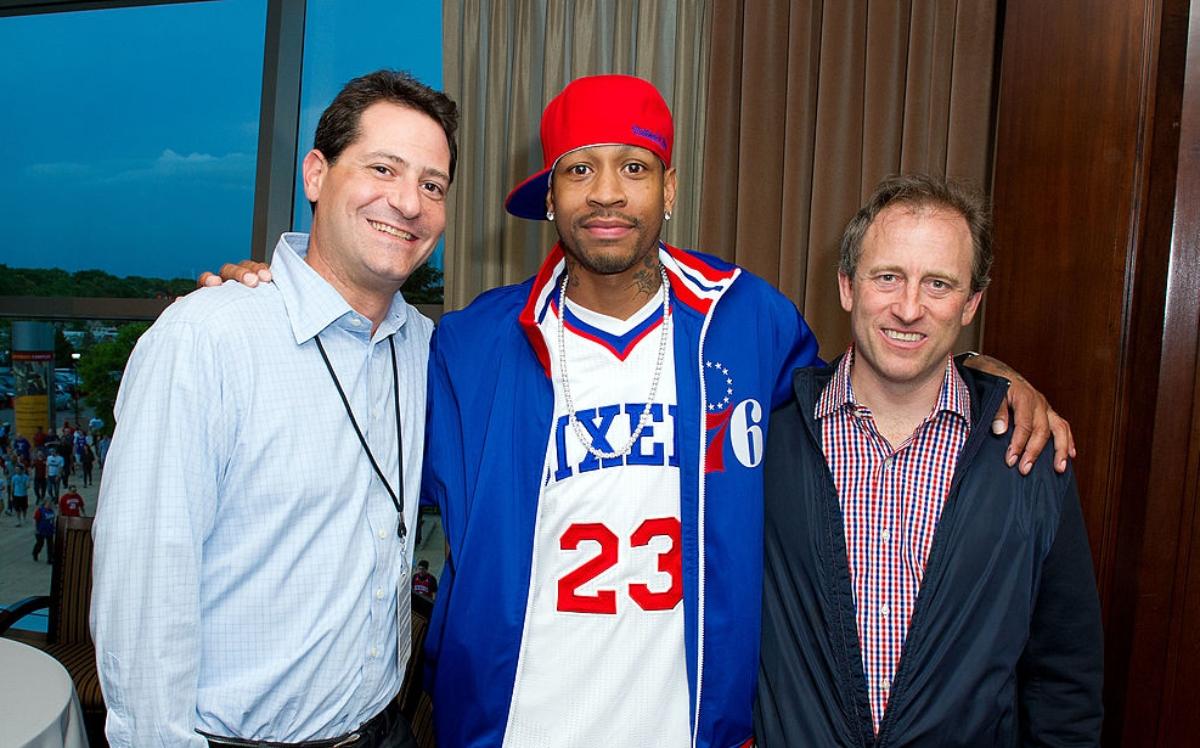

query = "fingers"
[220,262,258,287]
[200,261,272,288]
[1017,415,1051,476]
[990,403,1009,436]
[1000,379,1047,474]
[241,260,273,284]
[1047,408,1075,473]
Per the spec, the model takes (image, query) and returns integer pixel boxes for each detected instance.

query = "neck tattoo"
[556,261,672,460]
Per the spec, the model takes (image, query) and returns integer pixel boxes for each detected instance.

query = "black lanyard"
[314,333,406,540]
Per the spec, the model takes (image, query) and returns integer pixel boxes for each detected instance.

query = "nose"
[388,176,423,220]
[892,282,924,323]
[587,165,627,208]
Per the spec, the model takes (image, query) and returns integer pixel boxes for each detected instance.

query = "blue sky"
[1,0,442,281]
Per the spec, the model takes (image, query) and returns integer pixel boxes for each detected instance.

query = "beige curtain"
[442,0,711,310]
[701,0,998,360]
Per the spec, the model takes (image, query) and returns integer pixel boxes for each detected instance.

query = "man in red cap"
[419,75,1072,748]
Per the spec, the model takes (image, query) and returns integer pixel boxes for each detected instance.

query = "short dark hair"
[839,174,993,293]
[313,70,459,183]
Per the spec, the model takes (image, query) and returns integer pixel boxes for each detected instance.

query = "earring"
[664,211,672,221]
[546,210,555,221]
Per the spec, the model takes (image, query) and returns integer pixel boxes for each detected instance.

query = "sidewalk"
[0,470,98,608]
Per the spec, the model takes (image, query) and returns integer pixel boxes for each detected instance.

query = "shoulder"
[132,285,289,367]
[433,280,531,351]
[400,303,435,347]
[154,283,283,331]
[444,280,531,324]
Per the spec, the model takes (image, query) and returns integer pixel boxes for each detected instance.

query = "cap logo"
[631,125,668,151]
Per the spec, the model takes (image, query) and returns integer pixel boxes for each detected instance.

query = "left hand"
[963,354,1076,475]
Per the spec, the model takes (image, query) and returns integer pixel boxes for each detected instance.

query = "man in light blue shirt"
[90,70,458,748]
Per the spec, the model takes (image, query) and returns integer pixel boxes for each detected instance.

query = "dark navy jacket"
[756,361,1103,746]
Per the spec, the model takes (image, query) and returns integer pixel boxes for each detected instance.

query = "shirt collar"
[815,344,972,426]
[271,233,410,345]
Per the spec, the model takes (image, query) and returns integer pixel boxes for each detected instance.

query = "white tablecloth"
[0,638,88,748]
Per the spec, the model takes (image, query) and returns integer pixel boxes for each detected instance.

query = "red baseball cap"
[504,75,674,220]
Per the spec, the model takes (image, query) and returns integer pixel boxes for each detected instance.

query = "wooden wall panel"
[988,0,1198,742]
[988,0,1150,579]
[1120,1,1200,739]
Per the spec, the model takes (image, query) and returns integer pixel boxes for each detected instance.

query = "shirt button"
[880,604,890,618]
[378,529,387,540]
[351,317,363,327]
[369,646,379,658]
[375,587,385,600]
[881,529,891,542]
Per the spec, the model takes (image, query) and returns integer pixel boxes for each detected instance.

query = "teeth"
[369,220,415,240]
[884,329,923,342]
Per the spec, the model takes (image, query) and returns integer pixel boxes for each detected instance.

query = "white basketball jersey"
[503,288,691,747]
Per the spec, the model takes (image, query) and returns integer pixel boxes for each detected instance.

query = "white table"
[0,638,88,747]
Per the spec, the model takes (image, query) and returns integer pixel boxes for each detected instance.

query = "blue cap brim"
[504,166,553,220]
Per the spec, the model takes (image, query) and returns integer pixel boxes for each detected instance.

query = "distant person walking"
[32,449,47,501]
[32,497,56,564]
[14,434,30,462]
[411,560,438,601]
[73,429,88,475]
[59,485,85,518]
[46,449,65,498]
[11,466,30,527]
[81,445,95,488]
[97,435,110,469]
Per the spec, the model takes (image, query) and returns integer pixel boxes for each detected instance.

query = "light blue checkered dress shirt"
[91,234,431,746]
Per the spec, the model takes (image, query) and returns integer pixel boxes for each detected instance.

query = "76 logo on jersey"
[556,517,682,614]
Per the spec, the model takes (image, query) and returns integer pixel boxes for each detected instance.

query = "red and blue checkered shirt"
[816,347,972,733]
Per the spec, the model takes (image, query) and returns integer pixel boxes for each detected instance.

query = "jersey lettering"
[549,403,679,484]
[729,398,764,468]
[627,517,683,610]
[556,517,683,614]
[557,523,620,614]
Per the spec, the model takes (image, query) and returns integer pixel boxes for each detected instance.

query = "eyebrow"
[865,265,965,283]
[363,150,450,183]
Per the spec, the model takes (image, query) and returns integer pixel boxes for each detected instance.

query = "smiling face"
[839,203,982,395]
[303,101,451,305]
[546,143,676,278]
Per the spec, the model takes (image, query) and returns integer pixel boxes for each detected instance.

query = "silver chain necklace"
[557,262,671,460]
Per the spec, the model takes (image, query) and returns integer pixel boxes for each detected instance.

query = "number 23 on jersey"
[557,517,683,615]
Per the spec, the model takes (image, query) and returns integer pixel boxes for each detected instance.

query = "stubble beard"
[556,212,664,277]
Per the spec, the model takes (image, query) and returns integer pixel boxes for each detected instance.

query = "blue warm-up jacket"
[421,243,820,747]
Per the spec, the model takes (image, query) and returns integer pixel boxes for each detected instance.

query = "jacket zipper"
[871,378,1008,747]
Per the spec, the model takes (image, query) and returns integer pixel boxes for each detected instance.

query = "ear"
[545,187,555,216]
[663,167,678,214]
[838,271,854,313]
[961,289,984,326]
[302,149,329,204]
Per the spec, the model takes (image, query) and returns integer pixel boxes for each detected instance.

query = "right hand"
[197,260,273,288]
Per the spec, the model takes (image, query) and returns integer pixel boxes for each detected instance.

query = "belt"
[200,700,401,748]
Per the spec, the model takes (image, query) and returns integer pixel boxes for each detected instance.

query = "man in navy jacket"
[756,174,1103,745]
